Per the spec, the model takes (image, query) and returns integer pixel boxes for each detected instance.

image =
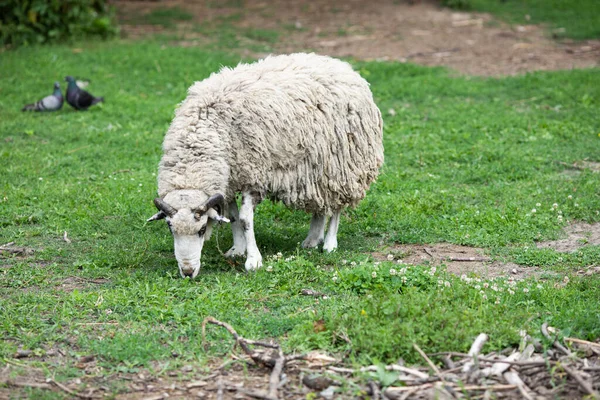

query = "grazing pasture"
[1,39,599,398]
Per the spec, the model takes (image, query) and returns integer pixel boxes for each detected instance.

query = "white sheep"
[148,53,384,278]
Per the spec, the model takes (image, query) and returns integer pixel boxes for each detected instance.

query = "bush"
[441,0,472,10]
[0,0,118,48]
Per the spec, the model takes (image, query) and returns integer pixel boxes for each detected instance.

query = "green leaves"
[0,0,118,47]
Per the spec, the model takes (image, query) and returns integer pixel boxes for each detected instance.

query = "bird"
[65,76,104,110]
[22,82,64,112]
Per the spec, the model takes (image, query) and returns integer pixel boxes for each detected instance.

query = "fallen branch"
[503,371,534,400]
[447,257,490,262]
[268,348,285,400]
[541,322,572,356]
[462,333,488,373]
[48,378,96,400]
[561,364,600,399]
[413,343,440,376]
[202,317,289,400]
[564,337,600,349]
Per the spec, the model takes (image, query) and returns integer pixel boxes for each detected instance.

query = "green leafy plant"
[0,0,118,47]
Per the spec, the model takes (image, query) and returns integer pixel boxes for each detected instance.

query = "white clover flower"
[350,261,357,267]
[568,195,573,200]
[564,276,570,284]
[430,267,437,275]
[491,285,498,292]
[444,281,451,287]
[399,267,407,275]
[460,274,467,281]
[438,279,444,285]
[552,203,558,209]
[523,288,529,293]
[495,298,500,305]
[479,290,485,295]
[537,284,543,289]
[475,284,481,290]
[401,276,407,284]
[482,294,488,300]
[483,282,489,289]
[332,276,338,283]
[386,254,394,261]
[536,202,541,207]
[389,268,397,276]
[342,260,347,265]
[276,252,283,258]
[371,271,377,279]
[374,262,381,266]
[266,265,273,272]
[508,289,515,295]
[531,208,537,213]
[574,203,579,207]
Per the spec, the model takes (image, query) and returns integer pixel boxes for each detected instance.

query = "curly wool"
[157,53,384,215]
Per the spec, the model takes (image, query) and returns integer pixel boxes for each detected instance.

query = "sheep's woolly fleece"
[158,53,384,215]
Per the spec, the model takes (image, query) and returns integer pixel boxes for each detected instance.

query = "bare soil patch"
[374,243,540,279]
[537,222,600,253]
[115,0,600,76]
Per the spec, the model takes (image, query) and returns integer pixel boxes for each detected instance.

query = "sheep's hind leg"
[323,210,341,253]
[239,192,262,271]
[302,213,326,248]
[225,199,247,258]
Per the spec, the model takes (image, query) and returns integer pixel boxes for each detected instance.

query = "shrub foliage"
[0,0,118,47]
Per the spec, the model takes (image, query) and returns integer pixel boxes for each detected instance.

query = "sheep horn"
[193,193,225,214]
[153,197,177,217]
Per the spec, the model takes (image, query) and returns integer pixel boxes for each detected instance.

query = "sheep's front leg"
[225,199,247,258]
[323,209,341,253]
[302,213,326,248]
[239,192,262,271]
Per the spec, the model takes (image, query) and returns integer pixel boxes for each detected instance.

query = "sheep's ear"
[206,208,230,224]
[147,211,167,222]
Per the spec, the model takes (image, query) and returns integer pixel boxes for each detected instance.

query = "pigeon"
[65,76,104,110]
[22,82,64,112]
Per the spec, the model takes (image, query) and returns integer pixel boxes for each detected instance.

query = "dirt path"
[116,0,600,76]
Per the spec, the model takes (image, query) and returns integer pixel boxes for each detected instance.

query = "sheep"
[147,53,384,278]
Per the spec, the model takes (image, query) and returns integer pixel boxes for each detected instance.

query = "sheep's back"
[190,53,384,213]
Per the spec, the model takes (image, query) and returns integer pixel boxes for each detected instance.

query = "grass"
[1,40,600,396]
[132,7,194,29]
[454,0,600,40]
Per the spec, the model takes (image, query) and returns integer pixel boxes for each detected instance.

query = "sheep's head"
[147,190,229,278]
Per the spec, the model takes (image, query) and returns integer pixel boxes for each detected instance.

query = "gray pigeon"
[22,82,63,112]
[65,76,103,111]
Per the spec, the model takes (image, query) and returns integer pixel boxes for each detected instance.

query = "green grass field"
[1,38,600,396]
[463,0,600,40]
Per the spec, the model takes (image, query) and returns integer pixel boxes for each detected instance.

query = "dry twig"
[413,343,440,375]
[561,364,600,399]
[541,322,572,356]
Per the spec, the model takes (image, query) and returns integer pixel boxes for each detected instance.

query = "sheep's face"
[147,190,229,279]
[168,209,209,279]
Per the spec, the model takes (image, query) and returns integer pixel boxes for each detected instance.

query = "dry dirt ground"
[116,0,600,76]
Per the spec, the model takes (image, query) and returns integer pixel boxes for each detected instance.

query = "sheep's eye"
[198,225,207,237]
